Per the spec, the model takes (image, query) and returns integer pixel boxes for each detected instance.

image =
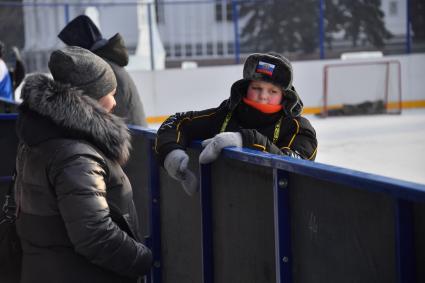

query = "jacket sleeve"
[239,116,318,160]
[49,151,152,278]
[155,102,227,165]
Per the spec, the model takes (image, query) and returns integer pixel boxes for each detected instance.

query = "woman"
[15,46,152,282]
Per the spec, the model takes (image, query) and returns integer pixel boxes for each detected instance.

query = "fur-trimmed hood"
[227,79,304,117]
[19,73,131,164]
[94,33,129,67]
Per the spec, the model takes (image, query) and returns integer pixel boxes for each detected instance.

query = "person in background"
[15,46,152,283]
[0,40,13,101]
[155,52,317,196]
[10,46,26,93]
[58,15,148,127]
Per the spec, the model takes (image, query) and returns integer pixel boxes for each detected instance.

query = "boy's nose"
[259,91,268,99]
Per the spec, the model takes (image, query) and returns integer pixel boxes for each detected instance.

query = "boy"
[155,52,317,196]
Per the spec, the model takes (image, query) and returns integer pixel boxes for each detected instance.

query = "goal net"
[320,60,402,117]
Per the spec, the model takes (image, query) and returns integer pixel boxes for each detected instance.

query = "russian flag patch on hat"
[256,61,275,76]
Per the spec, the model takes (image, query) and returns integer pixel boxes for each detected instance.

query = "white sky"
[309,109,425,185]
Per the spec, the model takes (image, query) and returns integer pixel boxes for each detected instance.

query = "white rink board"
[128,54,425,117]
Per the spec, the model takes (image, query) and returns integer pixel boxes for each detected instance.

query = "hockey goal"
[321,60,402,117]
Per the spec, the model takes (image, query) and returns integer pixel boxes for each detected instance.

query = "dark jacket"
[15,74,152,283]
[57,15,147,126]
[92,34,148,127]
[155,80,317,164]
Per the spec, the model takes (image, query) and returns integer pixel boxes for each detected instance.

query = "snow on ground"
[308,109,425,185]
[149,109,425,185]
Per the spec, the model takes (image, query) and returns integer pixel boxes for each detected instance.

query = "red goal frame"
[322,60,402,117]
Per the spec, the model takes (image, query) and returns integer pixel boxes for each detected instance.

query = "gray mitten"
[199,132,243,164]
[164,149,198,196]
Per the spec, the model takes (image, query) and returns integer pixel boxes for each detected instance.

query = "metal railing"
[0,0,424,71]
[2,114,425,282]
[115,125,425,283]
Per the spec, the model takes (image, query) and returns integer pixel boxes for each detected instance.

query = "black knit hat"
[58,15,105,51]
[48,46,117,100]
[243,52,293,90]
[58,15,129,67]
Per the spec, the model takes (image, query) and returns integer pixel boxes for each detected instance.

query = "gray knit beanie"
[48,46,117,100]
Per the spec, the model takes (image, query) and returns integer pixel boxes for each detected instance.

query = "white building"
[20,0,408,70]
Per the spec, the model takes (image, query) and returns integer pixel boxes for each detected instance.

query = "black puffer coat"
[155,80,317,164]
[15,74,152,283]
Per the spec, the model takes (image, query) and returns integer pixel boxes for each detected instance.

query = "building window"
[389,1,398,16]
[217,42,224,55]
[215,1,233,22]
[185,44,193,56]
[227,42,234,54]
[196,43,203,56]
[174,43,182,57]
[164,44,171,56]
[207,43,213,55]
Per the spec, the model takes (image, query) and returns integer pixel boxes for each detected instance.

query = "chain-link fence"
[0,0,424,72]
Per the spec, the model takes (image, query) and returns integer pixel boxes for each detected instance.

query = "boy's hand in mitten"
[164,149,198,196]
[199,132,243,164]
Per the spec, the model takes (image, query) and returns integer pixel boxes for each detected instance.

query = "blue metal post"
[148,140,162,283]
[273,169,292,283]
[318,0,325,59]
[232,0,240,64]
[147,2,155,70]
[406,0,411,54]
[64,4,70,25]
[395,199,415,283]
[200,163,213,283]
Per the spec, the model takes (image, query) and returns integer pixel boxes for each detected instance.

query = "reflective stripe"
[176,112,217,143]
[287,119,300,148]
[273,117,283,144]
[308,146,318,160]
[220,111,283,145]
[220,111,233,133]
[252,144,266,151]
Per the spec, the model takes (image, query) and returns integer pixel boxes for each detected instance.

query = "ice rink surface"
[309,109,425,185]
[149,109,425,185]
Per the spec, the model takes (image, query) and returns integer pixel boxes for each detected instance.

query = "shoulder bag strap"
[0,170,17,225]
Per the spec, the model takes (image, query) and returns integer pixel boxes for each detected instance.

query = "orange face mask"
[243,97,283,114]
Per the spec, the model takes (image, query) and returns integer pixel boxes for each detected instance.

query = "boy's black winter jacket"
[156,80,317,164]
